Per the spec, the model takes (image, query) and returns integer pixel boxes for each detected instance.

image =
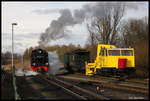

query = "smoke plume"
[38,2,143,47]
[48,51,63,75]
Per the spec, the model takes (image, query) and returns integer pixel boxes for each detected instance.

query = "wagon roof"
[71,49,90,55]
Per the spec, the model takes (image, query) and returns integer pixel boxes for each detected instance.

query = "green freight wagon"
[64,53,73,73]
[64,49,90,73]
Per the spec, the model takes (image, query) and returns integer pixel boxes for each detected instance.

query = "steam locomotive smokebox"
[30,48,49,73]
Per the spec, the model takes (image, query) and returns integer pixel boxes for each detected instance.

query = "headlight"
[45,63,48,65]
[39,50,42,53]
[32,63,36,66]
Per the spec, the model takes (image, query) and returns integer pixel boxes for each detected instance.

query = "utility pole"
[12,23,20,99]
[12,23,17,74]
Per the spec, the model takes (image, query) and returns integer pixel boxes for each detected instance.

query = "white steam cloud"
[15,69,38,76]
[48,51,63,75]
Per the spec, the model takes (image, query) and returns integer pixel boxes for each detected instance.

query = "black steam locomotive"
[30,48,49,73]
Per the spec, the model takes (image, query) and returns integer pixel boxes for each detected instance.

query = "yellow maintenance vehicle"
[85,44,135,76]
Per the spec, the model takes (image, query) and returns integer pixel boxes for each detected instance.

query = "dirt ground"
[1,71,14,99]
[2,59,31,72]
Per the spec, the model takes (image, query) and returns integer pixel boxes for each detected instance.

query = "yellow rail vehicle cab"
[85,44,135,76]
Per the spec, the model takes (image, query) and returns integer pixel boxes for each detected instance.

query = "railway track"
[42,75,109,100]
[58,75,148,89]
[15,73,148,100]
[94,75,149,85]
[56,76,149,99]
[65,72,148,86]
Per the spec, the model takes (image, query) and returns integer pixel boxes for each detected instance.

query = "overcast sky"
[2,1,148,54]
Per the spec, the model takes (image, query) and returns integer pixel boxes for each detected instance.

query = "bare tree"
[86,3,125,46]
[122,17,148,47]
[87,24,98,46]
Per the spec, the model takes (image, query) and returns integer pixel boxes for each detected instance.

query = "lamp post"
[12,23,20,99]
[12,23,17,72]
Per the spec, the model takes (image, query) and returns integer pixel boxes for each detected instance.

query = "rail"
[43,76,109,100]
[58,76,149,95]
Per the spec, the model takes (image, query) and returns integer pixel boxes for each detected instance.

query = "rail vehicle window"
[100,49,107,56]
[90,68,94,72]
[121,50,133,56]
[105,49,107,56]
[108,50,120,56]
[100,49,104,56]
